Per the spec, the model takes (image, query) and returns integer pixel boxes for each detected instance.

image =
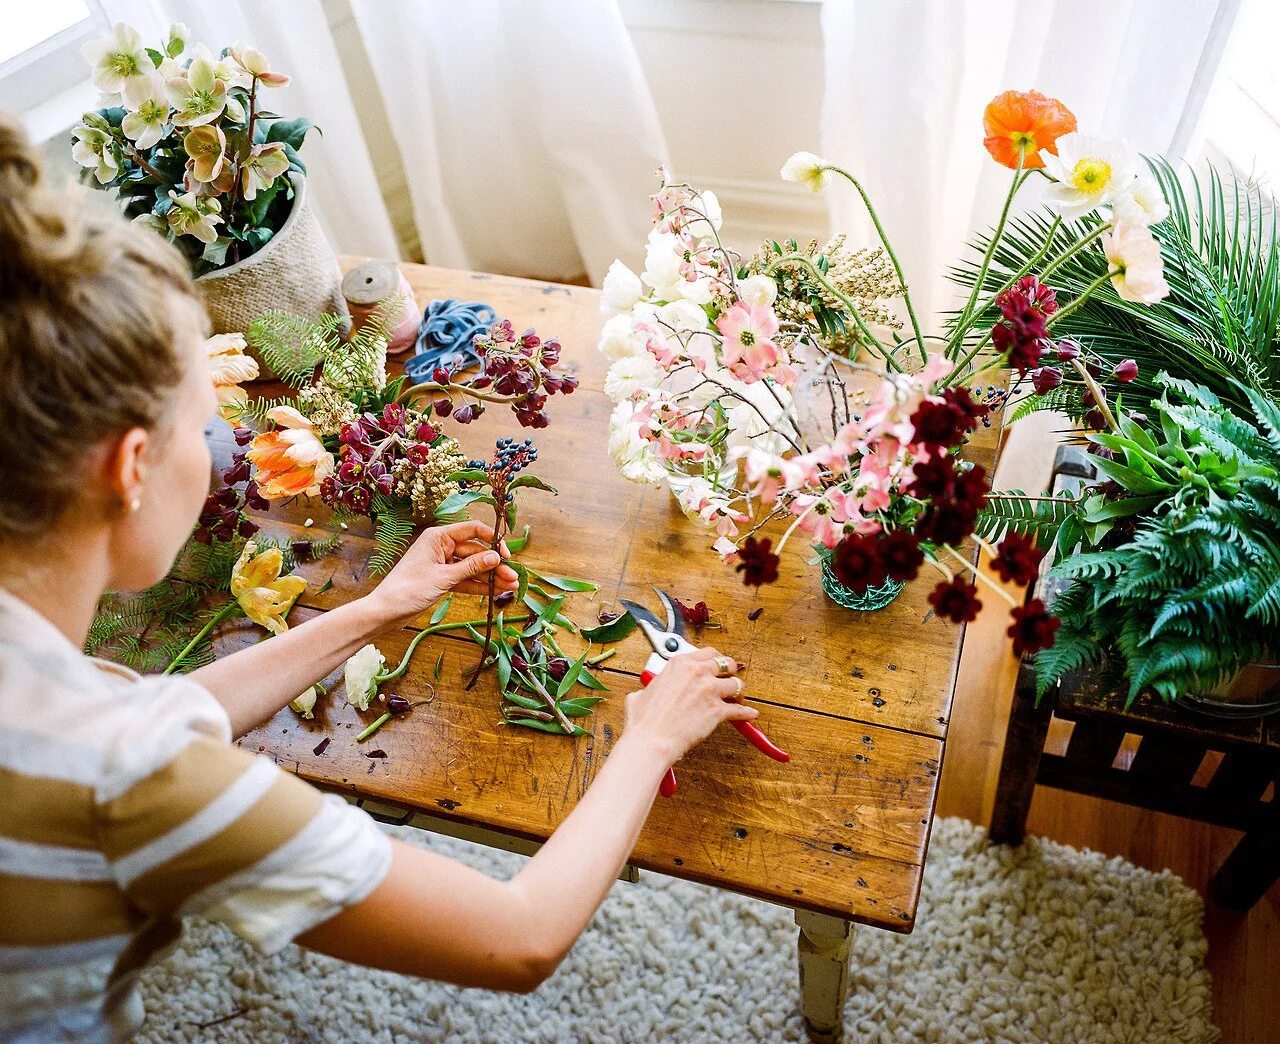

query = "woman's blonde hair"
[0,111,204,538]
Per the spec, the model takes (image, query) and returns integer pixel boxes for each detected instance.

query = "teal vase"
[817,546,905,612]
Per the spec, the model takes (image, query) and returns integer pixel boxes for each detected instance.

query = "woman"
[0,113,755,1041]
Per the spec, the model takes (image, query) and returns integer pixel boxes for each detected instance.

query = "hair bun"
[0,110,78,294]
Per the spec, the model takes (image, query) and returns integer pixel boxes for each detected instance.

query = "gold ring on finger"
[734,677,744,697]
[715,656,734,678]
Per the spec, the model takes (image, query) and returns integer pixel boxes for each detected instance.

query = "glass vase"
[816,545,905,612]
[664,455,739,521]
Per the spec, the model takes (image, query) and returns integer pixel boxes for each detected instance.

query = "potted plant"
[72,22,342,336]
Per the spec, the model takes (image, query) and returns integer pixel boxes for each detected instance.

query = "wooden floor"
[939,415,1280,1044]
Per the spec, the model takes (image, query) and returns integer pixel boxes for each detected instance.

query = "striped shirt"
[0,587,391,1042]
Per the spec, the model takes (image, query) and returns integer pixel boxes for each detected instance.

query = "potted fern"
[953,163,1280,714]
[72,22,342,336]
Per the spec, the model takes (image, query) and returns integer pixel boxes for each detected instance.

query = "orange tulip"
[246,405,334,499]
[983,90,1077,170]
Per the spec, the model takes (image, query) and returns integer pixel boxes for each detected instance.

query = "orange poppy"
[983,90,1077,170]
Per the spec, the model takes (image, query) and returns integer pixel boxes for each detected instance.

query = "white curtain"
[347,0,668,284]
[819,0,1243,324]
[147,0,401,259]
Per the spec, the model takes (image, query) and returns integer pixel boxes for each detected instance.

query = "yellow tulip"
[230,541,307,634]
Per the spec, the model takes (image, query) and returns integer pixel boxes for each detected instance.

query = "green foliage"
[1035,380,1280,705]
[975,490,1079,551]
[952,160,1280,419]
[369,496,416,577]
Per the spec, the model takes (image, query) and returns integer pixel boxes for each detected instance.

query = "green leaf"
[555,651,591,698]
[532,572,599,593]
[580,613,637,643]
[433,652,444,679]
[201,237,233,267]
[265,117,314,152]
[505,525,532,554]
[1088,455,1174,496]
[502,718,589,737]
[447,468,489,483]
[574,669,610,691]
[434,490,495,518]
[558,696,604,717]
[429,596,452,626]
[509,474,558,493]
[503,689,544,711]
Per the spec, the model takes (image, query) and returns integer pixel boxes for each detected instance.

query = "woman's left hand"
[365,521,519,628]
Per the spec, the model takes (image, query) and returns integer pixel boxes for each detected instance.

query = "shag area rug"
[137,817,1216,1042]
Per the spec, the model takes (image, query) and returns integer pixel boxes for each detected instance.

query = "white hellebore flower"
[81,23,152,105]
[1040,133,1136,220]
[607,401,666,485]
[345,644,387,712]
[240,142,290,201]
[604,354,664,403]
[601,259,644,313]
[1102,222,1170,304]
[71,125,119,184]
[780,151,831,193]
[164,23,190,59]
[166,56,228,127]
[120,73,170,151]
[289,685,320,719]
[737,274,778,309]
[1112,166,1169,228]
[597,312,648,361]
[166,190,222,244]
[641,229,685,300]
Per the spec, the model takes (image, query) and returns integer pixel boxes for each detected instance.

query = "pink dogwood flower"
[716,302,781,383]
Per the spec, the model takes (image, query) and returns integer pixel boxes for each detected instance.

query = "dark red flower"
[951,464,989,513]
[991,532,1045,586]
[991,321,1047,376]
[928,578,982,623]
[1032,366,1063,395]
[879,528,925,583]
[1055,339,1081,362]
[232,426,254,446]
[676,598,712,632]
[910,399,965,449]
[906,456,955,500]
[1114,359,1138,383]
[415,420,439,443]
[941,387,990,432]
[1008,598,1060,655]
[996,275,1058,319]
[915,502,978,547]
[831,533,888,593]
[736,536,780,587]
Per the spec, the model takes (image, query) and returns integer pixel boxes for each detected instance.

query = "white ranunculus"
[604,354,664,403]
[737,274,778,309]
[657,299,710,333]
[780,151,831,192]
[597,312,648,361]
[683,189,723,240]
[678,276,716,306]
[289,685,320,719]
[1112,167,1169,228]
[601,259,644,313]
[344,644,386,711]
[642,229,685,300]
[724,373,795,454]
[1103,222,1170,304]
[1040,133,1136,221]
[608,401,666,485]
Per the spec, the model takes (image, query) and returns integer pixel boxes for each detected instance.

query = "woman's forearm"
[189,597,389,737]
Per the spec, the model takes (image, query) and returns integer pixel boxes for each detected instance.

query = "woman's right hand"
[623,647,758,762]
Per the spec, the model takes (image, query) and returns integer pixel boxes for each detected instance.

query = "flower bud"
[387,694,412,715]
[547,657,570,680]
[1113,359,1138,383]
[1032,367,1063,395]
[1055,339,1081,362]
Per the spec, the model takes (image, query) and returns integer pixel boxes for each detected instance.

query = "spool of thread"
[341,260,421,356]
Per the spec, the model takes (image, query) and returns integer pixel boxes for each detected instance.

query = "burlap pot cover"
[196,172,345,339]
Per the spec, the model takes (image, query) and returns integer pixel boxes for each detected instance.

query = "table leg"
[795,910,853,1042]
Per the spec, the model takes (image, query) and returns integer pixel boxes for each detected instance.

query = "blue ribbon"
[404,299,497,382]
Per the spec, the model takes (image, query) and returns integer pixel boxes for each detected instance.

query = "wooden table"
[224,261,980,1039]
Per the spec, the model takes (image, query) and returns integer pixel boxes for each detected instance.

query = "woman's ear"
[103,426,150,512]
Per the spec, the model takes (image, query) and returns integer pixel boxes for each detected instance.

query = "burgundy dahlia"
[831,533,888,593]
[879,529,925,583]
[736,536,780,587]
[1008,598,1060,655]
[991,532,1045,586]
[928,578,982,623]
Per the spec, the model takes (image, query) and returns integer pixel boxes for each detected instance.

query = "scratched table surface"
[221,260,990,933]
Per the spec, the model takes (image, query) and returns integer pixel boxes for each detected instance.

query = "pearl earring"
[129,497,141,512]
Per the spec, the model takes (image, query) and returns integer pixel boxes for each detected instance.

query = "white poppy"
[1102,222,1170,304]
[1112,167,1170,228]
[780,151,831,193]
[1040,133,1136,220]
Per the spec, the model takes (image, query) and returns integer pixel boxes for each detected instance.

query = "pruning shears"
[621,588,790,798]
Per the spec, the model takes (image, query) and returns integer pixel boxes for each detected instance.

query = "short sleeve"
[95,675,391,954]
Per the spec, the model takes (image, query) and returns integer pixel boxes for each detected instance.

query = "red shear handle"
[641,668,679,797]
[732,720,790,762]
